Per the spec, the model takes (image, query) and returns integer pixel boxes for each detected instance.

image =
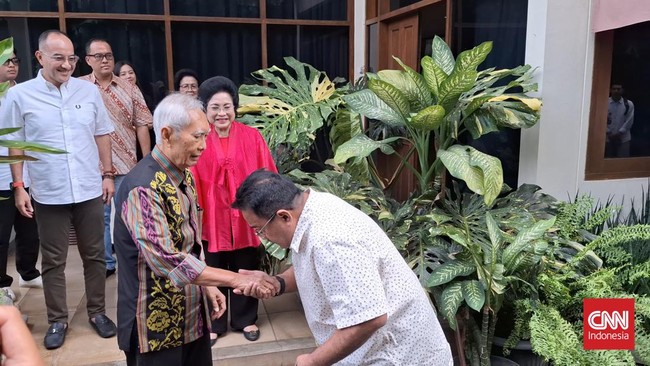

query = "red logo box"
[583,298,635,350]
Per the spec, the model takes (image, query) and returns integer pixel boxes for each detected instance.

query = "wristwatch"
[274,275,286,297]
[9,181,24,191]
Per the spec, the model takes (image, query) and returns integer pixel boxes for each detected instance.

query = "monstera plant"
[0,37,66,166]
[334,36,541,205]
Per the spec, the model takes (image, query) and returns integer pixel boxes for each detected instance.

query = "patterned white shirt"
[290,190,453,365]
[0,70,114,204]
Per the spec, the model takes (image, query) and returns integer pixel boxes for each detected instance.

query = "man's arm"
[133,87,153,156]
[296,314,387,366]
[0,306,45,366]
[7,149,32,218]
[94,133,114,203]
[620,101,635,134]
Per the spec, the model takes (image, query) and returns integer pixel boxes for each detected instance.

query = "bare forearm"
[94,134,113,170]
[193,266,238,288]
[136,125,151,156]
[306,314,387,365]
[8,148,24,181]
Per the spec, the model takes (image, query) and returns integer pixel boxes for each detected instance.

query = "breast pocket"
[71,103,97,127]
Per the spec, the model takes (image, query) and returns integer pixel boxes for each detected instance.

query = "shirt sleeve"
[132,86,153,127]
[619,100,634,133]
[121,186,207,288]
[313,240,388,329]
[0,89,26,140]
[92,87,114,136]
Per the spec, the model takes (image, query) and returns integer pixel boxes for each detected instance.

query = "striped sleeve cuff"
[168,254,207,288]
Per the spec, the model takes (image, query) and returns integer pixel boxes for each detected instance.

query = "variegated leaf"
[431,35,455,75]
[0,139,67,154]
[421,56,440,102]
[455,41,493,72]
[437,145,503,205]
[438,69,478,114]
[441,282,463,330]
[0,38,13,69]
[367,78,411,120]
[462,280,485,312]
[427,261,475,287]
[408,105,445,132]
[333,134,399,165]
[393,57,433,109]
[343,89,406,127]
[310,75,335,102]
[503,217,556,271]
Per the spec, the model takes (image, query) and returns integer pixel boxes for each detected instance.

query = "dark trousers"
[0,189,40,288]
[125,314,212,366]
[33,196,106,323]
[204,245,260,333]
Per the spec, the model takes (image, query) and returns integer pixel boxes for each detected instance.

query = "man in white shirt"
[233,170,453,366]
[606,83,634,158]
[0,49,43,304]
[0,30,117,350]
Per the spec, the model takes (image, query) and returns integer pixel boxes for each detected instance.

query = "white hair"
[153,93,204,144]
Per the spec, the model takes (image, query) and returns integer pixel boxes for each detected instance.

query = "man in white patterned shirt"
[233,170,453,366]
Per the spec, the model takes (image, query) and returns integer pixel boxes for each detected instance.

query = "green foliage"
[336,35,541,203]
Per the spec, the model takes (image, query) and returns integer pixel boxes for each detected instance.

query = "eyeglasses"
[40,52,79,65]
[211,104,234,113]
[2,57,19,66]
[180,83,198,91]
[255,212,277,238]
[88,53,114,61]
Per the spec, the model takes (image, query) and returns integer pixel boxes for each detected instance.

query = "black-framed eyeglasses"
[2,57,19,66]
[255,212,277,238]
[88,53,114,61]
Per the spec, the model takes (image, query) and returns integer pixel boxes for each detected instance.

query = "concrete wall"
[520,0,648,206]
[353,0,366,81]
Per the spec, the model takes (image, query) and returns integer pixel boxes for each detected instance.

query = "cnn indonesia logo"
[583,298,635,350]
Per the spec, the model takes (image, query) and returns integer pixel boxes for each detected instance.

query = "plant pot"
[492,336,547,366]
[490,355,520,366]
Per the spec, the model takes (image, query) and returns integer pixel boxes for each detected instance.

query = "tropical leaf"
[431,35,455,75]
[438,145,503,205]
[367,78,411,120]
[343,89,406,127]
[482,99,540,130]
[462,280,485,312]
[333,134,399,165]
[0,155,38,163]
[485,212,503,264]
[0,37,12,67]
[502,217,556,271]
[438,69,478,114]
[421,56,440,102]
[455,41,493,72]
[428,261,476,287]
[464,108,500,139]
[408,105,445,132]
[329,108,370,183]
[393,56,433,109]
[0,127,21,136]
[441,282,463,329]
[0,140,67,154]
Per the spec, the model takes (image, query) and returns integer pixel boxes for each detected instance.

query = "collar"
[86,72,118,88]
[151,146,187,189]
[37,69,69,91]
[289,189,313,253]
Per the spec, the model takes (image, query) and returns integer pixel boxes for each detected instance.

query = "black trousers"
[204,244,260,333]
[0,188,40,288]
[125,328,212,366]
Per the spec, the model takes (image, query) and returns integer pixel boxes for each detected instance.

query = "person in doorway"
[606,83,634,158]
[0,30,117,350]
[80,39,152,277]
[0,49,43,303]
[190,76,277,343]
[233,170,454,365]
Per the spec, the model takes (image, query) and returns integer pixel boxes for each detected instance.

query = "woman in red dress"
[191,76,277,344]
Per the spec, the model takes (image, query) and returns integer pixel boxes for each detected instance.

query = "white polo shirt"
[0,71,114,204]
[290,190,452,365]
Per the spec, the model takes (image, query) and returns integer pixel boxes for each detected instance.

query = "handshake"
[232,269,282,299]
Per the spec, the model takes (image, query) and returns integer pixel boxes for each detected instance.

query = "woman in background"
[191,76,277,344]
[174,68,199,98]
[114,60,156,159]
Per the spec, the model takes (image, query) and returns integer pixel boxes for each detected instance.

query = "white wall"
[520,0,648,206]
[353,0,366,81]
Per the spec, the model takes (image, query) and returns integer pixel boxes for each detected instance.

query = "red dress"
[191,121,277,253]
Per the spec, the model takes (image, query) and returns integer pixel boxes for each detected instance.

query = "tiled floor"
[6,246,315,365]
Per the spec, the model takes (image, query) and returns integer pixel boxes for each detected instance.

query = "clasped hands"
[232,270,279,299]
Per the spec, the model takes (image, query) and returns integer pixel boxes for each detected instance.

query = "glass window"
[0,0,57,12]
[367,23,378,73]
[65,0,163,14]
[67,19,168,105]
[0,17,59,80]
[171,22,261,86]
[390,0,420,11]
[266,0,347,21]
[170,0,259,17]
[268,25,349,80]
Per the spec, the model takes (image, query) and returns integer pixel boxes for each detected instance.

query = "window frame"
[586,30,650,180]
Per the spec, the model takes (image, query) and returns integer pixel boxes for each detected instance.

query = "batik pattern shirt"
[114,146,208,353]
[79,73,152,174]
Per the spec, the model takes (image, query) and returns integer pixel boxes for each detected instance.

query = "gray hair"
[153,93,205,145]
